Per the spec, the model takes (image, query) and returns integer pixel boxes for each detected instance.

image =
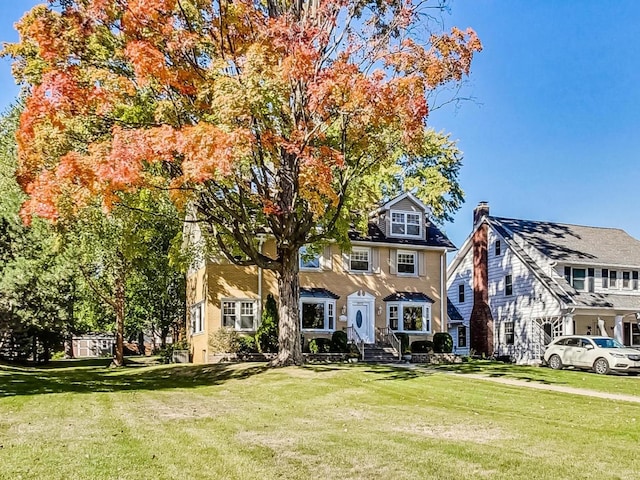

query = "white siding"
[488,228,562,364]
[446,245,473,355]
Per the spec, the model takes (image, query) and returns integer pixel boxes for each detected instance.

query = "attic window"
[390,210,422,237]
[495,240,501,256]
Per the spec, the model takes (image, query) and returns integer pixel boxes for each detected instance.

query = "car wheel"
[548,354,563,370]
[593,357,610,375]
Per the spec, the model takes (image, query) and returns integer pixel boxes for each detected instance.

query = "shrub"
[331,330,349,353]
[410,340,433,354]
[238,335,258,355]
[255,294,279,353]
[308,338,332,354]
[209,328,240,353]
[395,333,410,354]
[157,339,190,364]
[433,332,453,353]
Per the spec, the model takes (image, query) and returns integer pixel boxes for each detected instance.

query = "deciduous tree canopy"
[5,0,481,365]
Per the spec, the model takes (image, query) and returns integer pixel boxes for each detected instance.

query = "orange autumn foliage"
[4,0,481,224]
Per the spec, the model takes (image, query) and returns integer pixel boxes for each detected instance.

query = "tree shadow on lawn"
[0,363,269,398]
[430,361,565,386]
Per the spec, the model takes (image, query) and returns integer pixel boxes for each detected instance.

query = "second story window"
[458,284,465,303]
[349,247,370,272]
[505,275,513,296]
[623,271,631,289]
[610,270,618,288]
[495,240,501,256]
[564,267,589,291]
[602,269,609,288]
[299,246,320,270]
[397,250,417,275]
[634,272,639,290]
[390,210,421,237]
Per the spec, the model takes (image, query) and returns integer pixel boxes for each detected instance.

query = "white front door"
[348,300,374,343]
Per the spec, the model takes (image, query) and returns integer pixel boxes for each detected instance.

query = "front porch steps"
[362,343,401,363]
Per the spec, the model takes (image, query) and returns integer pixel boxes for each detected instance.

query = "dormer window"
[390,210,422,237]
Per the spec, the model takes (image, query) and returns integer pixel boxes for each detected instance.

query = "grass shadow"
[0,362,270,398]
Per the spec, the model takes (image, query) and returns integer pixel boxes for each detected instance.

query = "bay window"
[386,302,431,333]
[300,299,335,331]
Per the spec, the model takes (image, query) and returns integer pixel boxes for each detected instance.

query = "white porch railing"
[376,327,401,360]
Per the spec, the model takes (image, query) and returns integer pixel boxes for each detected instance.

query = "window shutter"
[418,252,426,276]
[372,248,380,273]
[342,252,350,272]
[389,249,397,274]
[321,246,333,270]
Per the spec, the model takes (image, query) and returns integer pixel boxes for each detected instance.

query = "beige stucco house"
[186,193,456,364]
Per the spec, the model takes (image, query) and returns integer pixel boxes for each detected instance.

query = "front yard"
[1,361,640,479]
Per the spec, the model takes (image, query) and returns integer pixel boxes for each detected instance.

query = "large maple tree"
[5,0,481,366]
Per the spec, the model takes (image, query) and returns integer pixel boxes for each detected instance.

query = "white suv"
[543,335,640,375]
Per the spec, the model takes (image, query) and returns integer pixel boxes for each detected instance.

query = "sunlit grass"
[1,362,639,479]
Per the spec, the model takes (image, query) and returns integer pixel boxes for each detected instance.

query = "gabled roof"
[492,216,640,268]
[370,192,432,216]
[447,298,463,321]
[448,213,640,312]
[349,222,456,249]
[383,292,435,303]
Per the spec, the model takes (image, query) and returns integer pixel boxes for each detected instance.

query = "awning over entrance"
[300,287,340,299]
[383,291,435,303]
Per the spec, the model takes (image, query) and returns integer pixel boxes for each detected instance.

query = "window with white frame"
[390,210,421,237]
[504,321,514,345]
[299,245,320,270]
[610,270,618,288]
[396,250,417,275]
[505,275,513,296]
[623,271,631,289]
[221,299,257,331]
[458,325,467,348]
[387,302,431,333]
[190,301,204,334]
[349,247,370,272]
[300,299,335,331]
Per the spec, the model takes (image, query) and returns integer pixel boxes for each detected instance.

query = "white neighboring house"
[447,202,640,364]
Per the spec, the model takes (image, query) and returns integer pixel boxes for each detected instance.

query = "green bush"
[209,328,240,353]
[255,294,279,353]
[331,330,349,353]
[396,333,410,354]
[308,338,332,354]
[433,332,453,353]
[157,339,190,364]
[410,340,433,354]
[238,336,258,354]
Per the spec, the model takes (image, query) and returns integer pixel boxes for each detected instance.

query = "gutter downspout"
[441,251,446,332]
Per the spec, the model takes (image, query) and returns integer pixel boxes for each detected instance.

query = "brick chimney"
[469,202,494,356]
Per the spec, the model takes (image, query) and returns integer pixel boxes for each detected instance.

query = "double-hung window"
[458,284,465,303]
[610,270,618,288]
[222,299,257,331]
[623,271,631,289]
[602,269,609,288]
[504,322,515,345]
[458,325,467,348]
[397,250,417,275]
[505,275,513,296]
[190,301,204,334]
[300,299,335,331]
[495,240,501,256]
[390,210,422,237]
[387,302,431,333]
[349,247,370,272]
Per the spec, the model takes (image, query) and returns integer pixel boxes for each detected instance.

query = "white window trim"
[396,249,418,276]
[221,298,258,331]
[349,246,371,273]
[386,301,431,333]
[299,246,321,271]
[457,325,467,348]
[390,209,422,238]
[190,301,205,335]
[299,298,336,332]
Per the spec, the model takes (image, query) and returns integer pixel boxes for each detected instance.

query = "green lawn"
[1,362,640,480]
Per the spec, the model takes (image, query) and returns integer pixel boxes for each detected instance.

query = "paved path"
[451,372,640,403]
[389,363,640,403]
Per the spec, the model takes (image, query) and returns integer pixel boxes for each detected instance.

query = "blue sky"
[2,1,640,256]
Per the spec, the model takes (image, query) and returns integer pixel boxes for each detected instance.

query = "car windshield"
[592,338,624,348]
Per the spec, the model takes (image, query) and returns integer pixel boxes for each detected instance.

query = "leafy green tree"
[255,294,279,354]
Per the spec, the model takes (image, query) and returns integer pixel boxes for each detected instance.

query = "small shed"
[71,334,115,358]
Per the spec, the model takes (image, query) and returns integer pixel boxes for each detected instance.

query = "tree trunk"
[112,268,125,367]
[272,252,303,366]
